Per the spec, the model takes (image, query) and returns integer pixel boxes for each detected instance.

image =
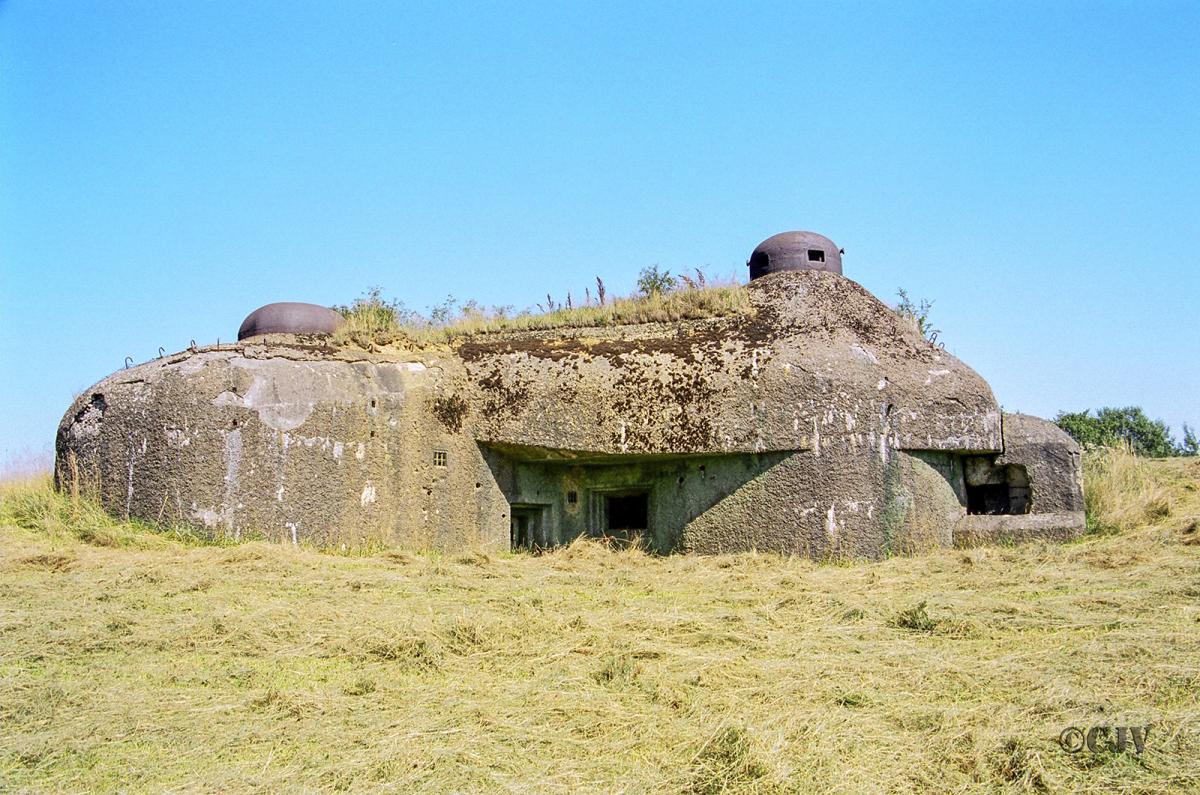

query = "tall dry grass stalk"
[1083,444,1174,533]
[1,461,213,550]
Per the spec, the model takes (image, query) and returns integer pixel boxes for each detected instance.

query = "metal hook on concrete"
[158,346,165,359]
[189,339,197,353]
[124,356,133,369]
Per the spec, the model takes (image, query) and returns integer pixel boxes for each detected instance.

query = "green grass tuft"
[889,599,938,633]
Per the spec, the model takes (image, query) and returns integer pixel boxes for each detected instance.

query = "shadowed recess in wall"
[479,442,792,553]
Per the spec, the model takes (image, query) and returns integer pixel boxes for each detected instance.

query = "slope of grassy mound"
[332,283,751,350]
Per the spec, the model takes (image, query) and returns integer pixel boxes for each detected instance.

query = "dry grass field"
[2,450,1198,793]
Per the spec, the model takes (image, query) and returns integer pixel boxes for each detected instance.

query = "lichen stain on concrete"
[432,394,469,432]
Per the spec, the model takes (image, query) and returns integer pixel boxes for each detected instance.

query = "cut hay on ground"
[1,456,1198,792]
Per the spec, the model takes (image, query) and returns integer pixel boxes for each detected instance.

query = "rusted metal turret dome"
[748,231,842,280]
[237,302,344,340]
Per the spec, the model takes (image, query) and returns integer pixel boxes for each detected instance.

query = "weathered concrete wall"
[55,270,1081,556]
[998,413,1085,514]
[56,342,510,550]
[954,514,1084,548]
[456,271,1002,458]
[951,413,1086,546]
[491,446,969,559]
[677,449,965,558]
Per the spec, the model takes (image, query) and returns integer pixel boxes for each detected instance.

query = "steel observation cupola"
[748,231,843,280]
[237,302,344,340]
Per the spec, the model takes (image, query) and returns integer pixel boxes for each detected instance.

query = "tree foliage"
[1055,407,1192,457]
[1181,424,1199,457]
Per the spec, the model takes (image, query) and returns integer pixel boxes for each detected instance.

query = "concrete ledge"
[953,512,1086,548]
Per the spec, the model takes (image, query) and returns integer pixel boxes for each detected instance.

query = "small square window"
[807,249,825,263]
[566,490,578,504]
[433,450,448,467]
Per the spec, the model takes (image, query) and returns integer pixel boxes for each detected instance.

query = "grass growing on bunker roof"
[2,454,1200,792]
[331,275,751,350]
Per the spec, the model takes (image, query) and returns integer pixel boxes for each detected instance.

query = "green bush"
[636,265,677,297]
[1055,407,1187,457]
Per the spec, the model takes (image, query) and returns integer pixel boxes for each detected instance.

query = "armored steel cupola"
[237,302,344,340]
[748,231,842,280]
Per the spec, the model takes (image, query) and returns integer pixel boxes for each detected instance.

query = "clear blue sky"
[2,1,1197,468]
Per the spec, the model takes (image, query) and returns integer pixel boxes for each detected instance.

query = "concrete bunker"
[55,232,1086,557]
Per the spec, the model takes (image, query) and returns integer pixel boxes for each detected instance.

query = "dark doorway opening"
[605,492,648,533]
[967,483,1011,515]
[511,504,549,551]
[964,461,1031,515]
